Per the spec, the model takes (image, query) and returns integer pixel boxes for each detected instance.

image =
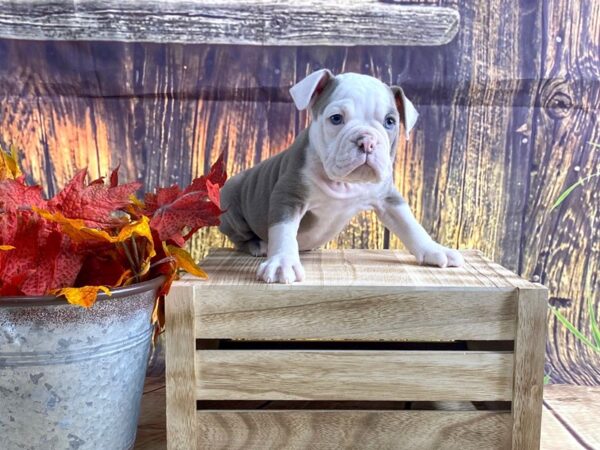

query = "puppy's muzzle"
[356,134,377,154]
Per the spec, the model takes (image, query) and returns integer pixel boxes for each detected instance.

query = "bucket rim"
[0,275,167,307]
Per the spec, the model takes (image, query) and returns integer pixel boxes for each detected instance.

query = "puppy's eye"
[329,114,344,125]
[384,117,396,129]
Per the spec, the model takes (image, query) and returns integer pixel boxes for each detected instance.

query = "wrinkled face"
[308,74,399,183]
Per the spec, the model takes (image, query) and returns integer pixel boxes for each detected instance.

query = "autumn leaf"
[2,152,226,336]
[0,215,84,296]
[0,178,46,211]
[34,208,115,244]
[206,179,220,208]
[166,245,208,278]
[150,197,222,246]
[51,285,112,308]
[35,209,156,257]
[47,168,141,228]
[146,155,226,246]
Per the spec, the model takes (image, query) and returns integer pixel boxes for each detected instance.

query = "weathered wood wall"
[0,0,598,384]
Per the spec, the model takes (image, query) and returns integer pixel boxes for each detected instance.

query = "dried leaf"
[47,168,141,228]
[51,285,112,308]
[166,245,208,278]
[146,155,226,245]
[0,178,46,211]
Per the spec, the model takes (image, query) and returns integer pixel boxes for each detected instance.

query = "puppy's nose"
[357,135,376,154]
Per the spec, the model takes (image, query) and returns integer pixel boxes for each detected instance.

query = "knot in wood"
[269,15,289,30]
[540,78,574,119]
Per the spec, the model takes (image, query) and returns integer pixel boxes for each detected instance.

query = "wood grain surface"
[195,350,514,402]
[196,410,511,450]
[0,1,459,46]
[512,288,548,450]
[543,385,600,449]
[190,249,521,340]
[135,375,600,450]
[1,0,598,383]
[164,285,197,450]
[193,286,517,341]
[190,248,537,288]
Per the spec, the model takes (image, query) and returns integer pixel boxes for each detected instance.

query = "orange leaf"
[0,245,15,251]
[114,269,133,286]
[116,216,157,259]
[33,208,114,243]
[34,209,156,259]
[51,285,111,308]
[166,245,208,278]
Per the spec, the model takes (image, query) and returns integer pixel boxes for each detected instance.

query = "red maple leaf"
[0,178,46,211]
[0,212,84,296]
[75,249,131,287]
[47,168,141,228]
[146,155,226,246]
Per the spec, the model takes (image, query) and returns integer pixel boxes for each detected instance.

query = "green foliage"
[549,141,600,355]
[551,296,599,354]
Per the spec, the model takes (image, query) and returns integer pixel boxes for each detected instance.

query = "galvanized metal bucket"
[0,276,164,450]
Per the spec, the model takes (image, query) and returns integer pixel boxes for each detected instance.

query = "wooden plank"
[196,350,514,401]
[165,285,197,450]
[0,1,460,46]
[196,410,511,450]
[194,286,517,340]
[540,403,586,450]
[512,287,548,450]
[189,248,538,288]
[543,385,600,449]
[135,377,166,450]
[135,379,600,450]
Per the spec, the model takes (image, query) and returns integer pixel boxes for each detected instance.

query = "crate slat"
[194,286,517,340]
[191,249,536,288]
[512,288,548,450]
[195,350,514,401]
[165,285,197,450]
[196,410,512,450]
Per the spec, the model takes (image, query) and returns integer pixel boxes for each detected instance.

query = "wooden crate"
[165,249,547,450]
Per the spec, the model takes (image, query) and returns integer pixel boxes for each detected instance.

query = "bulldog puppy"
[219,69,464,283]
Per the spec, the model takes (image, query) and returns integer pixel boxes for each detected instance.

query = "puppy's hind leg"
[239,238,268,257]
[219,212,266,256]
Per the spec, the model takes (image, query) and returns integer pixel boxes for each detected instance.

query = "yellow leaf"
[33,208,114,243]
[0,245,15,251]
[166,245,208,278]
[114,269,133,287]
[51,285,112,308]
[33,209,156,260]
[0,146,22,180]
[129,194,144,208]
[116,216,156,259]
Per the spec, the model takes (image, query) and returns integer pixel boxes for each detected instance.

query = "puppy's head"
[290,69,418,183]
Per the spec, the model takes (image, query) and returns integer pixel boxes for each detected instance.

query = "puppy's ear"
[391,86,419,140]
[290,69,334,111]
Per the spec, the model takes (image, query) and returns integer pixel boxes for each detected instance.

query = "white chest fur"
[297,159,388,251]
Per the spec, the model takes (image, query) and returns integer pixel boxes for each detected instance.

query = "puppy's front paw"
[257,253,305,284]
[416,244,464,268]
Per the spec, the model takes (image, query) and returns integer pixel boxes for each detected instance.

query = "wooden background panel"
[521,0,600,385]
[0,0,599,383]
